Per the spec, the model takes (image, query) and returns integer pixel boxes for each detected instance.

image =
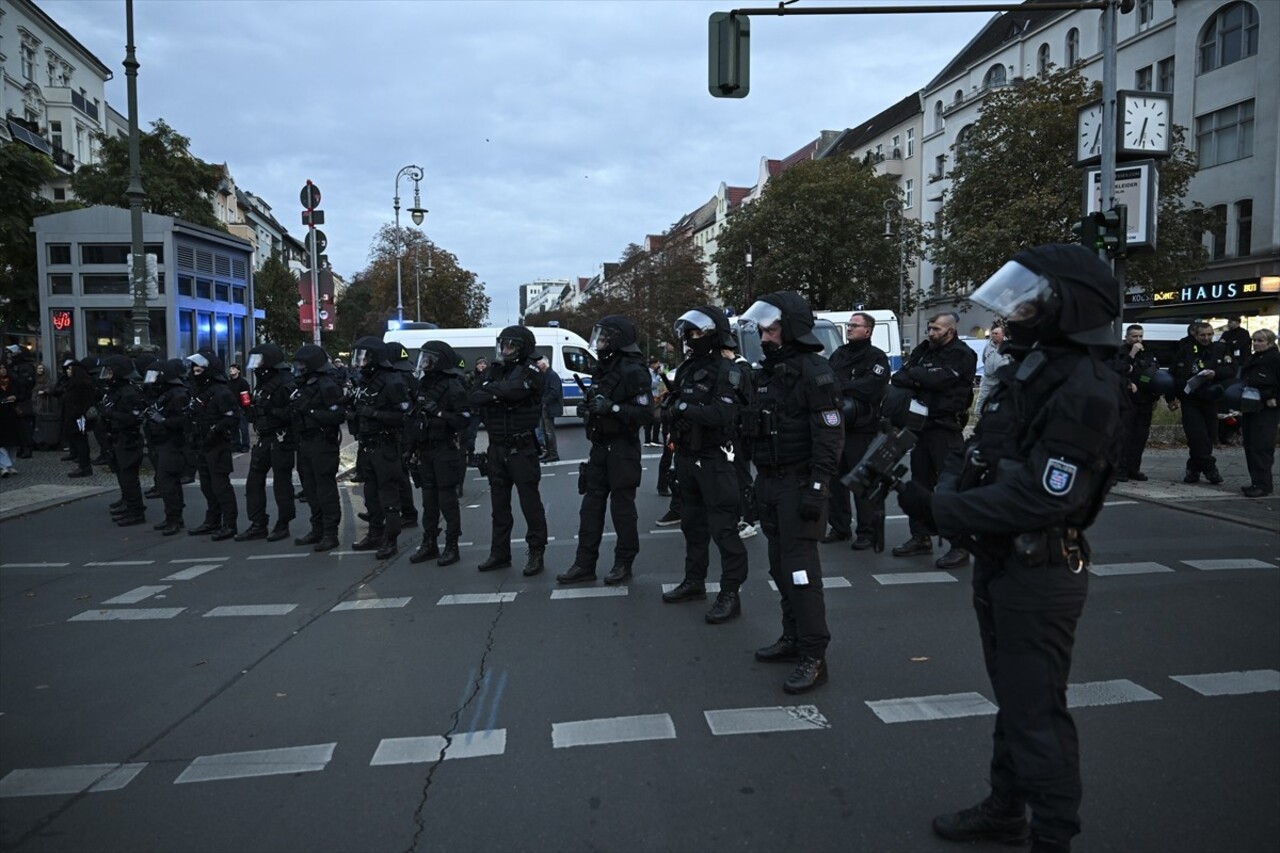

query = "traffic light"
[1098,205,1127,256]
[708,12,750,98]
[1072,213,1100,250]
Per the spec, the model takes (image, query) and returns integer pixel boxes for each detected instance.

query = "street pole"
[307,224,320,345]
[744,242,753,304]
[414,246,421,323]
[393,165,426,327]
[1100,0,1126,300]
[123,0,150,355]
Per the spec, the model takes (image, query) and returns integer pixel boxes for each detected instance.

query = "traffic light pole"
[123,0,152,356]
[307,221,320,346]
[1099,0,1125,296]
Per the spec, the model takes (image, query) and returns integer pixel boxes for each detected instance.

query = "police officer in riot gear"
[556,316,655,586]
[290,344,347,551]
[349,337,411,560]
[384,340,420,527]
[185,349,240,540]
[236,343,297,542]
[1171,320,1229,484]
[146,359,190,535]
[898,244,1126,853]
[661,306,751,623]
[133,353,161,499]
[469,325,549,575]
[824,312,890,549]
[740,293,844,693]
[408,341,470,566]
[100,355,147,526]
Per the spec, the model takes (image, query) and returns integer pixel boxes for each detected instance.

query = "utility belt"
[489,431,538,451]
[754,460,809,478]
[1007,525,1088,574]
[255,429,293,448]
[298,425,339,444]
[358,430,399,450]
[672,423,730,453]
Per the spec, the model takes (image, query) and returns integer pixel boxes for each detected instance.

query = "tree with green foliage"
[327,274,374,355]
[712,156,923,313]
[0,143,72,333]
[70,119,225,229]
[253,250,306,355]
[930,66,1208,297]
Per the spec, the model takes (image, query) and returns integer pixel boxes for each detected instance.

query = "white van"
[385,326,599,413]
[730,317,843,366]
[814,310,904,369]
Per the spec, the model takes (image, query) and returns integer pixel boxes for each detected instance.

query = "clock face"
[1077,103,1103,162]
[1121,93,1171,153]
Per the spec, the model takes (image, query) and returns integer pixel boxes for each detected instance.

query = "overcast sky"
[40,0,995,326]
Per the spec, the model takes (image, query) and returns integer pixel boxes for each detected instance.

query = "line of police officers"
[91,244,1124,852]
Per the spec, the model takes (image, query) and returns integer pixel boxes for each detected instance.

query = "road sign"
[300,182,321,210]
[302,209,324,226]
[305,229,328,255]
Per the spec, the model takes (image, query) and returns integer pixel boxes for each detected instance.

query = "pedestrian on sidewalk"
[1238,328,1279,498]
[54,359,96,477]
[1171,320,1230,484]
[0,364,20,475]
[535,355,562,462]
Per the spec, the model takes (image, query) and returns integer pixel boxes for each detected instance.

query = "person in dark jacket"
[291,344,348,551]
[146,359,191,534]
[235,344,297,542]
[349,337,411,560]
[383,340,420,528]
[6,346,37,458]
[408,340,471,566]
[462,356,488,465]
[555,316,655,586]
[536,355,563,462]
[100,355,147,525]
[186,349,242,540]
[1237,328,1279,497]
[1109,324,1170,482]
[1218,316,1251,374]
[889,311,977,568]
[901,244,1126,853]
[0,364,21,475]
[1171,321,1230,484]
[227,363,252,452]
[824,312,890,549]
[55,359,98,477]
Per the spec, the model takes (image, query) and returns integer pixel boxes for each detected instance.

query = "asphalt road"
[1,424,1277,853]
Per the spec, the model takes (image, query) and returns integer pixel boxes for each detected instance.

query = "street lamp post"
[123,0,151,356]
[744,241,753,304]
[393,165,426,326]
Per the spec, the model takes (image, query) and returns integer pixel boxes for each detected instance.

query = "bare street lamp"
[393,165,426,325]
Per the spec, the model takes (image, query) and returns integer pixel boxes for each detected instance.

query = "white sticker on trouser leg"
[792,570,809,586]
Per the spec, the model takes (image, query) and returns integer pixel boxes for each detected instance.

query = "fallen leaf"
[192,660,207,667]
[75,595,89,601]
[275,692,287,698]
[910,656,930,662]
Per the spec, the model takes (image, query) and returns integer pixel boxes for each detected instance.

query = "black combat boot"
[375,536,399,560]
[556,563,596,584]
[266,524,291,542]
[603,562,632,585]
[437,536,461,566]
[109,498,126,510]
[891,534,933,557]
[478,554,512,572]
[931,794,1030,844]
[409,538,439,564]
[705,590,741,624]
[188,520,220,535]
[523,550,545,577]
[115,514,146,527]
[210,526,237,542]
[1204,467,1224,485]
[754,635,800,663]
[234,523,269,542]
[936,546,970,570]
[1183,465,1200,484]
[159,519,185,536]
[351,532,383,552]
[662,579,707,603]
[783,656,828,694]
[294,530,322,546]
[313,534,339,552]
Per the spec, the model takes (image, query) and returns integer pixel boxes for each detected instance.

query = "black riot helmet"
[495,325,536,364]
[185,348,226,384]
[383,340,415,373]
[351,336,391,373]
[101,354,140,384]
[291,343,332,379]
[79,355,103,379]
[132,353,158,376]
[590,316,642,362]
[741,291,822,354]
[246,343,288,376]
[673,306,732,357]
[162,358,188,387]
[416,340,465,377]
[971,243,1121,349]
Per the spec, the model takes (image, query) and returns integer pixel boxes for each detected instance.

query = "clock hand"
[1092,125,1100,151]
[1139,117,1148,145]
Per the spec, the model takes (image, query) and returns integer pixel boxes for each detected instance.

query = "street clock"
[1118,90,1173,157]
[1076,101,1103,165]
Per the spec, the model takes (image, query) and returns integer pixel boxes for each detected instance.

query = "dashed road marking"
[0,763,146,798]
[1089,562,1174,576]
[162,564,222,581]
[103,585,170,604]
[768,576,852,591]
[704,705,830,736]
[552,714,676,748]
[866,692,998,724]
[550,587,629,600]
[438,593,518,605]
[246,553,309,560]
[1067,679,1162,707]
[370,730,508,765]
[1182,559,1274,571]
[204,604,298,617]
[0,562,70,568]
[331,597,411,612]
[174,743,336,784]
[1170,669,1280,696]
[872,572,958,585]
[169,557,229,564]
[68,608,184,622]
[85,561,154,567]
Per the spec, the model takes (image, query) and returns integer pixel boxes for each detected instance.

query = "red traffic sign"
[305,229,328,255]
[300,181,321,210]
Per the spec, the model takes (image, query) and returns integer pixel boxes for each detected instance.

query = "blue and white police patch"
[873,364,886,376]
[822,409,842,427]
[1042,458,1078,496]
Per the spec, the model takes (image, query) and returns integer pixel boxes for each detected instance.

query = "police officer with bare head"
[235,343,296,542]
[100,355,147,526]
[185,349,240,540]
[740,292,844,693]
[408,340,471,566]
[145,359,190,535]
[469,326,549,575]
[556,316,655,586]
[660,306,751,624]
[349,336,411,560]
[897,244,1126,853]
[290,343,347,552]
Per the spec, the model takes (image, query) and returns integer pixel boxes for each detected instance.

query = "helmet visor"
[416,349,440,375]
[496,337,522,362]
[352,348,373,370]
[246,353,266,371]
[186,352,210,370]
[740,301,783,335]
[589,326,613,354]
[143,369,161,385]
[100,364,116,381]
[672,309,719,340]
[970,261,1056,325]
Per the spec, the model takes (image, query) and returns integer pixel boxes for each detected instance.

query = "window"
[955,125,975,159]
[50,120,62,149]
[81,274,131,295]
[953,89,964,105]
[984,64,1006,89]
[215,283,229,302]
[21,44,35,80]
[48,274,72,295]
[1199,2,1258,73]
[904,179,914,209]
[1235,200,1252,257]
[197,312,212,351]
[196,278,212,299]
[1066,28,1079,66]
[179,311,194,358]
[232,286,247,305]
[932,153,947,181]
[233,317,246,367]
[1138,0,1154,26]
[215,314,229,364]
[1208,205,1228,260]
[562,346,597,376]
[1037,43,1051,76]
[1196,100,1254,167]
[891,134,901,156]
[933,100,944,131]
[1157,56,1175,92]
[905,128,915,158]
[84,310,167,359]
[81,244,131,265]
[1136,66,1153,91]
[53,188,66,201]
[48,244,71,265]
[178,275,193,296]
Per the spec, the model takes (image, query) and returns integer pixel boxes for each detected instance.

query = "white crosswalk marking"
[168,557,229,563]
[1170,669,1280,696]
[1067,679,1162,707]
[174,744,336,784]
[866,692,998,723]
[68,608,184,622]
[1181,559,1274,571]
[331,597,411,611]
[704,705,830,735]
[1089,562,1174,576]
[872,572,958,585]
[204,604,298,617]
[437,593,518,605]
[85,561,154,566]
[103,585,170,605]
[552,714,676,748]
[768,577,852,591]
[246,553,309,560]
[162,564,221,581]
[370,730,508,765]
[0,562,70,568]
[550,587,629,600]
[0,763,146,798]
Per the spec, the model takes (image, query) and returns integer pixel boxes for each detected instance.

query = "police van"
[814,310,904,369]
[385,325,598,415]
[730,317,843,367]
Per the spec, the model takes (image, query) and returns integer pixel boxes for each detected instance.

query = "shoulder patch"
[1042,458,1077,496]
[873,364,886,376]
[815,372,834,386]
[728,369,742,388]
[822,409,842,427]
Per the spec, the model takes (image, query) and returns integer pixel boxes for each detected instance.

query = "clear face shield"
[100,364,116,381]
[185,352,209,381]
[415,348,439,378]
[351,348,373,371]
[292,361,306,379]
[672,310,718,342]
[969,261,1057,327]
[143,369,162,385]
[495,337,522,364]
[246,353,266,371]
[589,326,613,355]
[740,301,783,336]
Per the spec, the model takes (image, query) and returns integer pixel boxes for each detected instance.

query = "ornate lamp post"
[124,0,151,355]
[393,165,426,325]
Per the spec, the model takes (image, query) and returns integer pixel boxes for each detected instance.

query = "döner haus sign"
[1142,277,1275,306]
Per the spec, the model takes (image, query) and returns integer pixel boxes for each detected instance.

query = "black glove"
[896,480,936,530]
[420,398,440,417]
[575,403,589,419]
[589,395,614,415]
[798,480,827,522]
[148,409,166,425]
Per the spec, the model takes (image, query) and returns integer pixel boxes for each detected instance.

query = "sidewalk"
[1107,444,1277,532]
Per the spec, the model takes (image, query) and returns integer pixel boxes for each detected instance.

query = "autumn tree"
[931,66,1207,297]
[712,156,922,313]
[0,143,63,333]
[253,250,305,355]
[70,119,225,229]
